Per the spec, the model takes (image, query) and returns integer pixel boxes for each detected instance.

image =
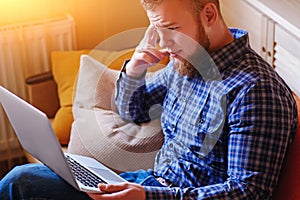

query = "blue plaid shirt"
[115,29,298,199]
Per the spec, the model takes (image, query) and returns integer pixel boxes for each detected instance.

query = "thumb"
[98,183,127,193]
[138,25,158,49]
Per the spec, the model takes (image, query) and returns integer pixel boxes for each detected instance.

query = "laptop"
[0,86,126,193]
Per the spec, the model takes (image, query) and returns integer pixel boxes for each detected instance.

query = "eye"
[168,27,179,31]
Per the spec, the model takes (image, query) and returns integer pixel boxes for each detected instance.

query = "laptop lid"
[0,86,126,193]
[0,86,80,190]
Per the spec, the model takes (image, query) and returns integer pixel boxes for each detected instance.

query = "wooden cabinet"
[221,0,300,97]
[273,25,300,97]
[220,0,264,55]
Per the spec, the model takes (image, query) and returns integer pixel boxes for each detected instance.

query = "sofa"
[25,27,170,172]
[25,32,300,199]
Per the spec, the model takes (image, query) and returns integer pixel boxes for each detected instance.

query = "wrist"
[125,60,147,79]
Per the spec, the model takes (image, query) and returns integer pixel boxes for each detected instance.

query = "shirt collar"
[211,28,250,73]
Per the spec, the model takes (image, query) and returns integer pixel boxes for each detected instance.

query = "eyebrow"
[157,21,177,28]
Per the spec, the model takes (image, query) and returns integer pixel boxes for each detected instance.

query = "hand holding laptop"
[87,183,146,200]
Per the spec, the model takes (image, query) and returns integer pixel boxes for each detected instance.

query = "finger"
[87,192,118,200]
[140,26,158,48]
[98,183,128,193]
[137,48,169,60]
[88,192,125,200]
[132,52,163,69]
[146,26,158,47]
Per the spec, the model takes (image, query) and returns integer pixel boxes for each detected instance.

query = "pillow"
[51,50,91,145]
[68,55,164,173]
[273,94,300,200]
[50,48,144,145]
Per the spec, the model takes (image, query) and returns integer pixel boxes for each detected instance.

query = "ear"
[201,3,218,27]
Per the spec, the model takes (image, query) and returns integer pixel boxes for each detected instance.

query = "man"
[0,0,298,199]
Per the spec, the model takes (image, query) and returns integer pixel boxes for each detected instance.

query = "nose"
[159,37,173,49]
[157,29,174,49]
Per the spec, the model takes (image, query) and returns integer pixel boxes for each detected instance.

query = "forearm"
[115,71,148,123]
[143,181,265,200]
[115,61,169,123]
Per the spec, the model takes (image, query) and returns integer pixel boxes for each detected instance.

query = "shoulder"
[223,49,296,116]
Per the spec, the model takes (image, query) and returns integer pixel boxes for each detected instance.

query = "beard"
[174,19,210,78]
[173,59,198,78]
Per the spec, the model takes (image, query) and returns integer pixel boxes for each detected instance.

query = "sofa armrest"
[26,71,60,118]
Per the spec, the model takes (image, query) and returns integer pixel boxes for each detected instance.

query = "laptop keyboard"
[65,155,107,188]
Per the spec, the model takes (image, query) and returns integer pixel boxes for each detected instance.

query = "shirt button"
[172,124,176,131]
[169,143,173,148]
[166,159,171,163]
[199,118,205,124]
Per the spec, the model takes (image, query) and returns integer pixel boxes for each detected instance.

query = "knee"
[5,163,45,183]
[0,164,38,196]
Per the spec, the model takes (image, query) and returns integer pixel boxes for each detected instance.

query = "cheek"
[177,32,201,56]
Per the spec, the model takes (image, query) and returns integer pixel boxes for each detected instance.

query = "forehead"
[146,0,193,27]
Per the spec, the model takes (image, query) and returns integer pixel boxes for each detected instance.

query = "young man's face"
[147,0,210,65]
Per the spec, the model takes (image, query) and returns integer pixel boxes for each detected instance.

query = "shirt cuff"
[143,186,176,200]
[115,59,145,100]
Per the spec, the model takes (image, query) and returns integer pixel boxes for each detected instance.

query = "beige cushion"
[68,55,164,173]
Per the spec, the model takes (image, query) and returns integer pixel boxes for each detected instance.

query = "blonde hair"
[141,0,220,13]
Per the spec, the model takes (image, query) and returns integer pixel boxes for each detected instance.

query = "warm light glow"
[0,0,68,26]
[0,0,148,49]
